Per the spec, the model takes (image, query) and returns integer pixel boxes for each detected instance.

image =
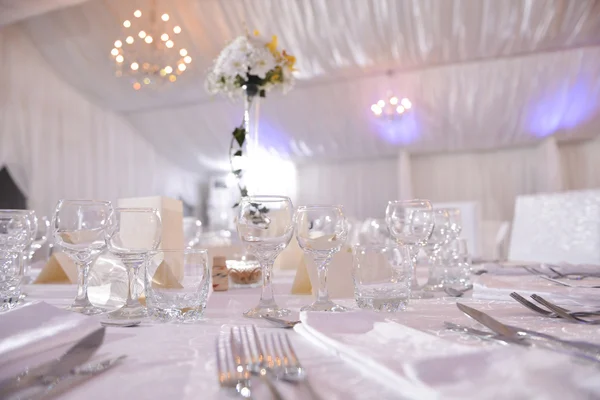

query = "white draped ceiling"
[8,0,600,173]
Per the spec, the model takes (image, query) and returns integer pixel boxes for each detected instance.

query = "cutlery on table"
[263,316,301,329]
[0,327,106,397]
[216,331,252,398]
[509,292,600,318]
[444,285,473,298]
[443,322,529,346]
[234,326,284,400]
[25,355,126,400]
[545,266,600,280]
[539,275,600,289]
[530,294,600,325]
[456,303,600,363]
[100,320,142,328]
[263,333,321,400]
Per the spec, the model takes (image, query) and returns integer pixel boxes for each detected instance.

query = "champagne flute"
[53,200,113,315]
[295,205,349,312]
[236,196,293,318]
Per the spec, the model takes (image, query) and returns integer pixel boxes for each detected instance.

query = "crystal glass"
[24,215,51,281]
[352,244,411,312]
[295,205,349,312]
[0,211,31,308]
[358,218,393,245]
[146,249,209,323]
[423,209,451,291]
[106,208,162,320]
[385,199,434,299]
[237,195,294,318]
[443,238,472,290]
[53,200,113,315]
[0,250,23,310]
[444,208,462,240]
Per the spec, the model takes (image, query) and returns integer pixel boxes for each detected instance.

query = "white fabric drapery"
[0,26,200,217]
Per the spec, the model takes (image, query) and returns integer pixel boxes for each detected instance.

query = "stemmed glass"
[236,196,294,318]
[295,205,349,312]
[385,199,434,299]
[105,208,162,320]
[53,200,113,315]
[24,215,51,281]
[423,209,451,291]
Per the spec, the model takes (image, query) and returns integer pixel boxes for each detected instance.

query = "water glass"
[352,244,411,312]
[295,205,349,312]
[443,238,472,290]
[53,200,113,315]
[0,250,24,309]
[105,208,162,320]
[237,195,294,318]
[145,249,209,323]
[423,209,451,291]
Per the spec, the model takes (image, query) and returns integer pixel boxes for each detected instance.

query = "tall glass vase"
[242,84,261,190]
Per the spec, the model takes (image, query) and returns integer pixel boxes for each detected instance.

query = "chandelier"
[371,93,412,118]
[110,2,191,90]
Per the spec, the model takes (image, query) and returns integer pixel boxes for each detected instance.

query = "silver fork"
[510,292,600,318]
[216,331,252,398]
[539,275,600,289]
[234,326,284,400]
[531,294,600,325]
[263,316,301,329]
[263,333,321,400]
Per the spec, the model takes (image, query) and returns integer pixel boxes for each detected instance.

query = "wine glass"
[53,200,113,315]
[106,208,162,320]
[423,209,451,291]
[295,205,349,312]
[385,199,434,299]
[236,195,294,318]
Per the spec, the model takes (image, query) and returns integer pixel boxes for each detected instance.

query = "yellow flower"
[282,50,296,71]
[266,35,278,55]
[253,29,260,36]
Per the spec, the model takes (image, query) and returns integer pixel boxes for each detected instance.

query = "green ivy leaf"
[233,127,246,147]
[233,169,242,177]
[233,150,242,157]
[259,89,266,98]
[240,188,249,197]
[258,206,269,213]
[232,202,239,208]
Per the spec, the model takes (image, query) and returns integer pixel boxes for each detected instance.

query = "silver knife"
[0,327,106,396]
[456,303,600,362]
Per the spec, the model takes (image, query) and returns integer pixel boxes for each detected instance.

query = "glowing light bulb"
[184,56,192,64]
[126,36,134,44]
[134,10,142,18]
[138,30,146,39]
[377,100,385,108]
[396,106,405,114]
[123,20,131,28]
[166,40,174,48]
[116,55,124,63]
[178,63,186,71]
[389,96,398,105]
[160,69,167,77]
[133,82,141,90]
[179,48,187,57]
[143,77,151,85]
[161,33,169,41]
[173,26,181,34]
[401,98,412,109]
[164,66,173,74]
[371,104,382,115]
[114,40,122,48]
[169,74,176,82]
[131,62,139,70]
[110,48,119,56]
[144,36,153,44]
[161,13,169,21]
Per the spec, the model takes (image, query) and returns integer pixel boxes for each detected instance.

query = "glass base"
[66,303,105,315]
[409,290,434,299]
[243,306,291,319]
[301,299,348,312]
[107,304,148,320]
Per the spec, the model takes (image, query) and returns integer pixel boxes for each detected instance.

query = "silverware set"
[509,292,600,324]
[0,327,126,400]
[448,303,600,364]
[216,325,319,400]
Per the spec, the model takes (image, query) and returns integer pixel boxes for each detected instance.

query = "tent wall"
[0,26,199,217]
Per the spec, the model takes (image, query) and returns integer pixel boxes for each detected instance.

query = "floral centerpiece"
[205,31,296,207]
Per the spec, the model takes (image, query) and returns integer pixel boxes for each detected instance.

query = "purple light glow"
[371,111,420,145]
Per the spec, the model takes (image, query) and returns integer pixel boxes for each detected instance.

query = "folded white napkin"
[295,311,600,399]
[473,274,600,307]
[0,302,100,379]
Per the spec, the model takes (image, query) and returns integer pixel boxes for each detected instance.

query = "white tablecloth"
[15,271,600,400]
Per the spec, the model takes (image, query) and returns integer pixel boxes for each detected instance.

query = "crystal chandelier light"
[371,94,412,118]
[110,2,191,90]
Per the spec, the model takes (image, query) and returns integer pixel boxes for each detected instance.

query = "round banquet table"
[20,270,600,400]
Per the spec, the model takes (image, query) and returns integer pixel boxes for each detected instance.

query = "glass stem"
[314,255,332,303]
[258,258,276,307]
[407,245,420,290]
[123,261,143,308]
[74,258,94,307]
